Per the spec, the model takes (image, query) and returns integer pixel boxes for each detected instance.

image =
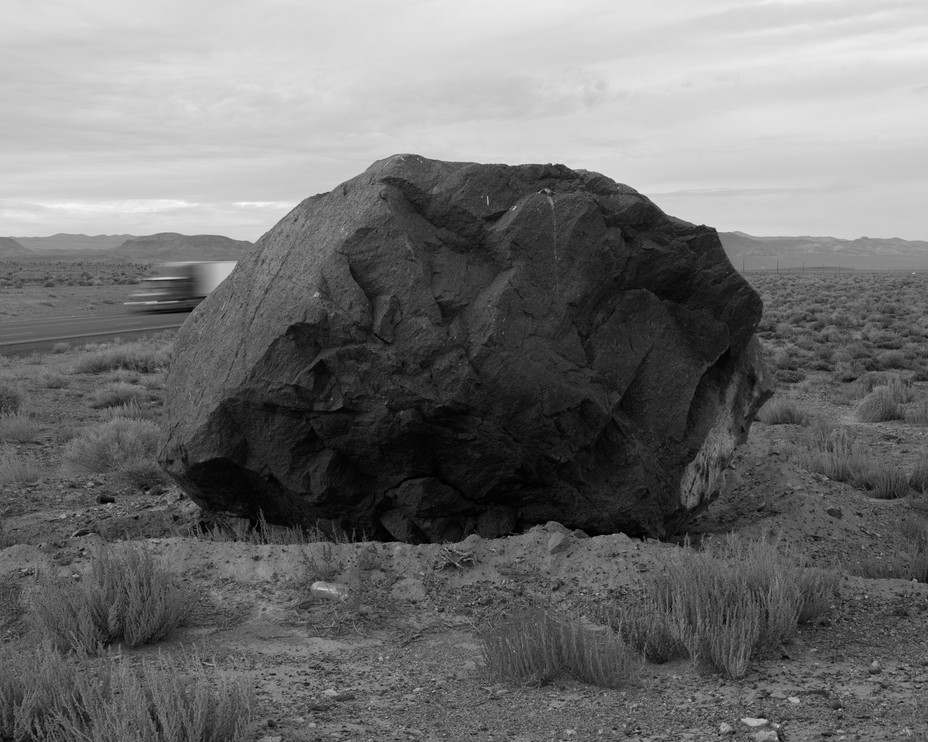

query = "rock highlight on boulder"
[159,154,772,543]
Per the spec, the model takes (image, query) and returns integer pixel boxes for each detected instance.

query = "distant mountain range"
[13,234,135,253]
[718,232,928,270]
[5,230,927,269]
[2,233,253,262]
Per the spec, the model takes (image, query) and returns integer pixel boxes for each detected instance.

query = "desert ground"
[3,269,928,741]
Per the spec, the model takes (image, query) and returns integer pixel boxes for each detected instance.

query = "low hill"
[0,237,30,257]
[110,233,254,261]
[13,234,135,253]
[719,232,928,271]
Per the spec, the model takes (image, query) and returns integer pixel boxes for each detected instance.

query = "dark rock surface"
[159,154,772,542]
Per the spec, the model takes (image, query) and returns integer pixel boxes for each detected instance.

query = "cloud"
[0,197,291,240]
[1,0,926,239]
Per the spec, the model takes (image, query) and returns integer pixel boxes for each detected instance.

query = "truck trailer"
[126,261,236,311]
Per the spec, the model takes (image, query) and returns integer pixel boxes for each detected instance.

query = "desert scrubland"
[2,272,928,741]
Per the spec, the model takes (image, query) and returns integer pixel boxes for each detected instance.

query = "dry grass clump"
[0,378,23,415]
[879,374,918,403]
[606,534,838,679]
[89,380,151,409]
[112,460,172,492]
[794,419,913,498]
[855,465,913,499]
[98,398,162,421]
[28,542,194,653]
[190,510,329,546]
[794,419,860,484]
[0,575,24,638]
[756,396,808,425]
[40,369,68,389]
[0,645,254,742]
[0,446,41,485]
[482,603,639,688]
[856,388,903,423]
[842,372,908,402]
[0,412,40,443]
[61,418,159,476]
[72,339,171,374]
[909,458,928,495]
[854,519,928,582]
[906,401,928,425]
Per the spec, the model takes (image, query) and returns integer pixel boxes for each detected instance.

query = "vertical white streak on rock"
[545,192,560,301]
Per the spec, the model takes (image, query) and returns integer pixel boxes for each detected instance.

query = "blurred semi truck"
[126,261,236,311]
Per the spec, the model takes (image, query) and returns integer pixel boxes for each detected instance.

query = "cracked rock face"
[159,154,773,543]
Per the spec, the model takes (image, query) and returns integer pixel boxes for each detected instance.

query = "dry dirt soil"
[3,278,928,742]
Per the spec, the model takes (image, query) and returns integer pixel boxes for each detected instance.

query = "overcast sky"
[2,0,926,242]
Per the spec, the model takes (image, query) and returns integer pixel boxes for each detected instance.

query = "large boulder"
[159,154,772,542]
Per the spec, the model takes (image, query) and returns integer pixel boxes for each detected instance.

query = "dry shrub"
[0,575,24,639]
[28,542,194,653]
[854,519,928,582]
[794,420,912,499]
[0,645,253,742]
[607,534,838,679]
[0,412,40,443]
[40,370,69,389]
[756,396,808,425]
[856,388,903,423]
[910,458,928,495]
[906,402,928,425]
[89,381,150,409]
[833,361,863,383]
[0,447,41,485]
[72,339,171,374]
[98,398,161,421]
[794,420,861,484]
[877,349,907,370]
[191,511,328,546]
[774,368,805,384]
[61,418,159,476]
[845,372,906,401]
[855,464,912,500]
[880,374,917,403]
[0,517,11,550]
[0,379,23,415]
[482,603,639,688]
[112,459,171,491]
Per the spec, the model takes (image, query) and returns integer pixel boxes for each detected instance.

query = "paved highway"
[0,310,187,354]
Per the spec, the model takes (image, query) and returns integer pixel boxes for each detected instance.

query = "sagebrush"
[606,534,838,679]
[0,379,23,415]
[28,541,194,653]
[89,381,151,409]
[0,446,41,485]
[60,418,159,476]
[0,412,40,443]
[756,396,808,425]
[482,603,639,688]
[0,644,253,742]
[794,419,913,499]
[71,339,171,374]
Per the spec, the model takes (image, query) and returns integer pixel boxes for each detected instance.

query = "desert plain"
[2,267,928,741]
